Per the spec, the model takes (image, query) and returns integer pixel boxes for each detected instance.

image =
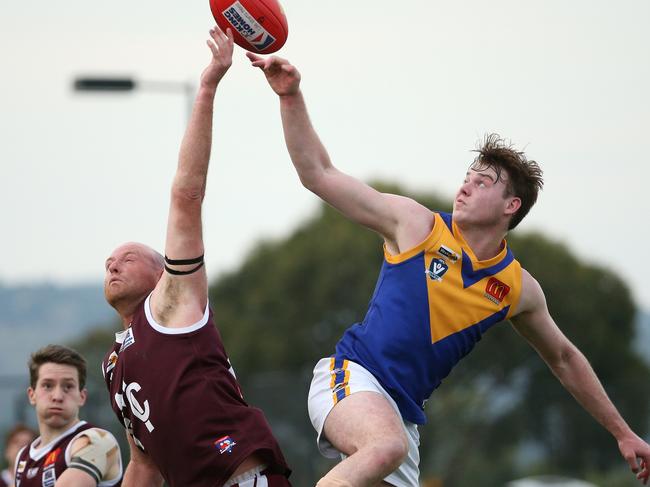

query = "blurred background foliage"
[30,184,650,486]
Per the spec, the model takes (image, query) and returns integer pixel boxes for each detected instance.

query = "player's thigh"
[323,391,408,456]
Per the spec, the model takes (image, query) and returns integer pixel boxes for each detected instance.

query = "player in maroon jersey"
[14,345,122,487]
[101,25,291,487]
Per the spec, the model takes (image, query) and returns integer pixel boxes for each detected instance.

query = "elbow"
[300,174,331,201]
[295,162,331,193]
[549,343,580,378]
[299,172,320,192]
[170,183,205,205]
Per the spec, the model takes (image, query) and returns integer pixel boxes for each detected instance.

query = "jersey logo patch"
[426,258,449,282]
[26,467,39,478]
[17,460,26,474]
[119,328,135,353]
[42,464,56,487]
[484,277,510,304]
[437,245,459,263]
[215,435,237,454]
[44,448,61,467]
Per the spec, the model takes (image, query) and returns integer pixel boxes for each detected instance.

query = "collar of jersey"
[29,421,87,461]
[451,220,514,288]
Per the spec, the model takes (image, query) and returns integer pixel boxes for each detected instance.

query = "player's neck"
[113,298,142,328]
[37,418,80,447]
[118,308,135,329]
[456,223,507,261]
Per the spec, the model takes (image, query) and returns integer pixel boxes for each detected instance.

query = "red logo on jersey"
[485,277,510,303]
[44,448,61,466]
[214,435,237,454]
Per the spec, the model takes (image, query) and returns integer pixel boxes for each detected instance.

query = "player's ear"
[28,387,36,406]
[79,388,88,406]
[505,196,521,216]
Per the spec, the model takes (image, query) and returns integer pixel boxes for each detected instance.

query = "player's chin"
[104,286,125,307]
[452,207,468,223]
[44,412,72,428]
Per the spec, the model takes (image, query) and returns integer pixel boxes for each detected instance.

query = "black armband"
[69,457,102,484]
[164,254,205,275]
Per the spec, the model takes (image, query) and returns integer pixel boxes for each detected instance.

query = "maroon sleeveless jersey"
[102,295,290,487]
[14,422,121,487]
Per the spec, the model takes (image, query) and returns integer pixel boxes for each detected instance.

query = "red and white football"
[209,0,288,54]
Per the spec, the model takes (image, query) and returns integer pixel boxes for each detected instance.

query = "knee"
[369,436,408,473]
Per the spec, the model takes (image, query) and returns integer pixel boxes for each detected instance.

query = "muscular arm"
[122,432,164,487]
[150,26,234,327]
[248,54,433,254]
[55,429,122,487]
[512,269,650,483]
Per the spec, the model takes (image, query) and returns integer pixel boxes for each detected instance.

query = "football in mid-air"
[210,0,288,54]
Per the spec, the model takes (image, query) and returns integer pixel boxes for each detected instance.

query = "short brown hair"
[28,345,87,390]
[472,133,544,230]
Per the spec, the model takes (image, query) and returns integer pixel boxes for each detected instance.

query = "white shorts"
[307,357,420,487]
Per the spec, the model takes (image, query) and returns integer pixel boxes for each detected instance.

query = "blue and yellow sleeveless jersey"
[334,212,522,424]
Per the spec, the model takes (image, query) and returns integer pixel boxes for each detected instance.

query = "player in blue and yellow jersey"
[249,54,650,487]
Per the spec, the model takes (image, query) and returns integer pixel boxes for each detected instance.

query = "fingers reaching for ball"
[246,53,300,97]
[201,25,234,88]
[246,52,287,68]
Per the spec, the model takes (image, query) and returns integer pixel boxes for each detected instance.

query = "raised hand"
[201,25,234,89]
[246,52,301,97]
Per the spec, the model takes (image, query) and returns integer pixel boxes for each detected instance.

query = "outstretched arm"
[247,53,433,254]
[512,269,650,484]
[150,26,234,328]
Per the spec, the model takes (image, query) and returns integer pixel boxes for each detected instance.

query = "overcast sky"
[2,1,649,311]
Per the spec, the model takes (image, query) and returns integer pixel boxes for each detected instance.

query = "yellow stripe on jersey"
[425,214,521,343]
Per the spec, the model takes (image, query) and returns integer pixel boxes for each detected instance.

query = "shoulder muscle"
[69,428,121,483]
